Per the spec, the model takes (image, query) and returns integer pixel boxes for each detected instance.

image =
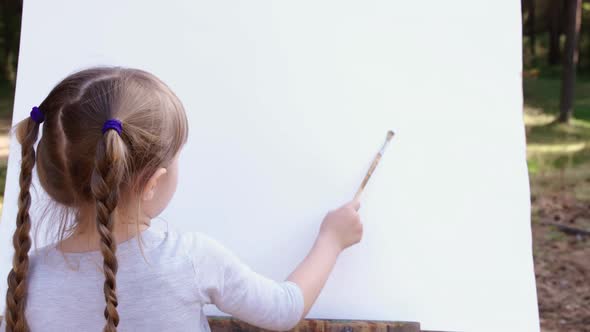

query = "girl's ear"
[142,167,168,201]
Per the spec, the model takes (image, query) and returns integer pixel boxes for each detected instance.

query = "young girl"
[1,67,363,332]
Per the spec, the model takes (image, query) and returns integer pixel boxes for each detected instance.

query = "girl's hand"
[319,199,363,252]
[287,199,363,319]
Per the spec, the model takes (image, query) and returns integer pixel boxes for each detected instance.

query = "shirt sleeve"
[188,233,304,331]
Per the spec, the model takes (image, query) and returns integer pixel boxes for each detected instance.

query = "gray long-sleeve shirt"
[0,227,304,331]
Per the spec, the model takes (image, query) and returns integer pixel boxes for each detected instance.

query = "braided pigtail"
[90,121,128,332]
[5,108,44,332]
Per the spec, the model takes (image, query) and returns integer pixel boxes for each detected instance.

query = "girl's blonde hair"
[4,67,189,332]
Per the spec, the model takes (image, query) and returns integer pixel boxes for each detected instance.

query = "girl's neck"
[58,206,151,253]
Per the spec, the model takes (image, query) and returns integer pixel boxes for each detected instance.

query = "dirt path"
[533,189,590,332]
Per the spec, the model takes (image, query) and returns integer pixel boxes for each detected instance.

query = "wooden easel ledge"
[208,317,452,332]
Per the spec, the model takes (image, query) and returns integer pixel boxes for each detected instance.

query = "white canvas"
[0,1,539,331]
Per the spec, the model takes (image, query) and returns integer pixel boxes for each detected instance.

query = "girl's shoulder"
[155,226,235,264]
[177,230,234,261]
[164,229,247,280]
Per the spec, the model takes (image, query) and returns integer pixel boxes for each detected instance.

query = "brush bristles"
[386,130,395,141]
[379,130,395,155]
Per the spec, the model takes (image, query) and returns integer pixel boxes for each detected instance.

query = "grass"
[523,74,590,202]
[522,29,590,203]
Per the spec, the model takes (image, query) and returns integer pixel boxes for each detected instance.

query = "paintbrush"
[354,130,395,200]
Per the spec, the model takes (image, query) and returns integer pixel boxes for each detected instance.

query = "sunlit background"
[0,1,588,331]
[522,1,589,331]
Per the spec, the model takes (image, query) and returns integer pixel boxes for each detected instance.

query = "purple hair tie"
[30,106,45,124]
[102,119,123,135]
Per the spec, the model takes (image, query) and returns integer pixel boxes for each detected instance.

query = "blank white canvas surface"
[0,1,539,331]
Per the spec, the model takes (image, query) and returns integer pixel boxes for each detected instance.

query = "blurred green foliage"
[0,0,22,86]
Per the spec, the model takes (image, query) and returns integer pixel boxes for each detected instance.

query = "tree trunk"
[548,0,565,65]
[522,0,536,56]
[528,0,536,56]
[559,0,583,123]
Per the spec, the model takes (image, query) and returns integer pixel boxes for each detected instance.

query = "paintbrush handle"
[354,152,382,200]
